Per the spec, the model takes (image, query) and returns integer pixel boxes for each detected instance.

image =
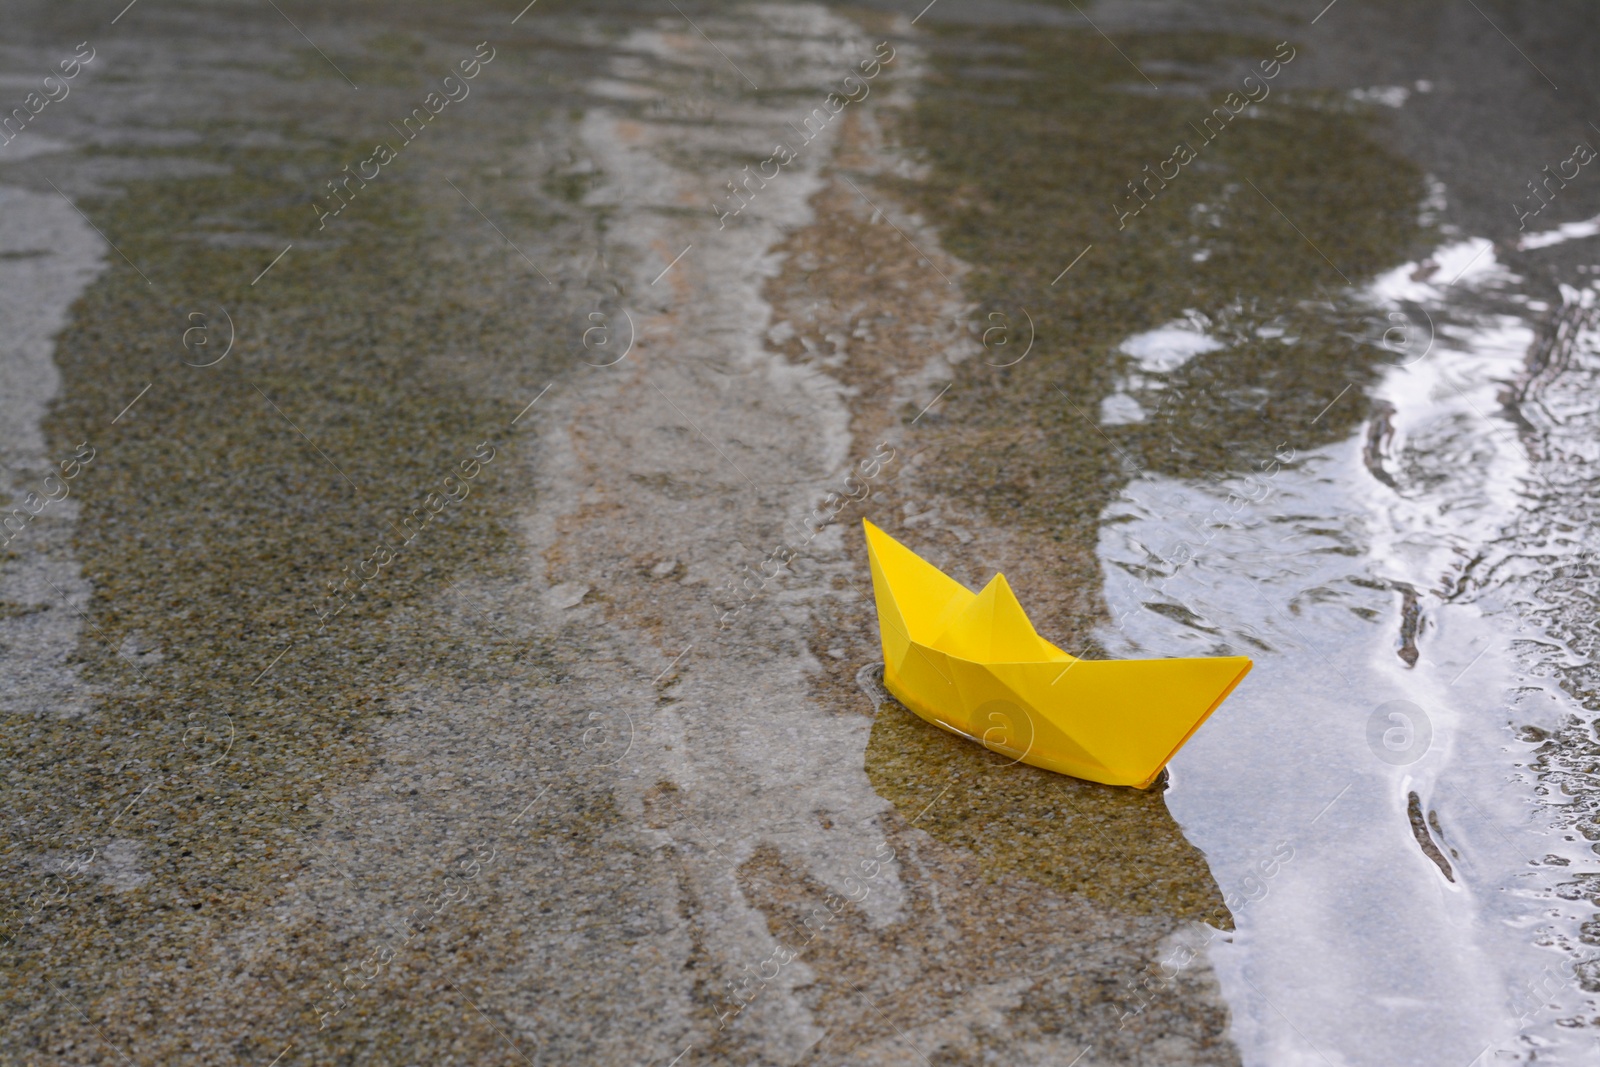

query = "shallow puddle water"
[7,1,1600,1062]
[1096,236,1600,1063]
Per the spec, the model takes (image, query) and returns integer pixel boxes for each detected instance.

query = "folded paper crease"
[863,520,1251,788]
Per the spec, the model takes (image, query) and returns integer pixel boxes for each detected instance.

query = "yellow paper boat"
[863,520,1251,788]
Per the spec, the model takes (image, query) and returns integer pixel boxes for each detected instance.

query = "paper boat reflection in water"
[863,520,1251,788]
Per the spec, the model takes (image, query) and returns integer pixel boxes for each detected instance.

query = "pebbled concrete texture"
[0,184,104,723]
[9,0,1599,1064]
[0,2,1241,1062]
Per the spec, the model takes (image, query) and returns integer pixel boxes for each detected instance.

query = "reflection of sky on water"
[1096,235,1600,1063]
[1102,312,1227,426]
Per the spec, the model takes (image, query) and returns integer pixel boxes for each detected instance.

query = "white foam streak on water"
[1095,238,1600,1063]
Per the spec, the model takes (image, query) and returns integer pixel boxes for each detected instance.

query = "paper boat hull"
[865,520,1251,789]
[880,648,1250,788]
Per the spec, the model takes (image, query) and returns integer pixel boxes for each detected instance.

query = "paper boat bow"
[863,520,1250,788]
